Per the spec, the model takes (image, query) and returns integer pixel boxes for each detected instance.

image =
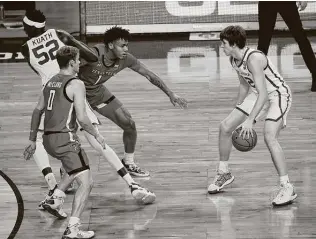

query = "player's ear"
[108,42,114,49]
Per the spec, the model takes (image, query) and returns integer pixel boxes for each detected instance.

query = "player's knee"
[122,118,136,132]
[219,120,234,135]
[263,130,277,145]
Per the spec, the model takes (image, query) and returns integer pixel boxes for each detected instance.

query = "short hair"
[104,26,131,46]
[56,46,79,69]
[220,25,246,49]
[25,9,46,23]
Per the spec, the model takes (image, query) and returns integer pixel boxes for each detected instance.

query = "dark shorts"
[43,132,90,175]
[87,85,123,117]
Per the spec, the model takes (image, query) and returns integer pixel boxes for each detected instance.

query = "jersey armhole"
[246,50,268,74]
[63,77,79,103]
[93,46,100,57]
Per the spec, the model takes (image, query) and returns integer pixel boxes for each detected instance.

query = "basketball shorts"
[43,132,90,175]
[236,90,292,127]
[87,85,123,117]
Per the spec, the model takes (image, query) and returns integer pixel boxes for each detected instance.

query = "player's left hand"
[23,141,36,160]
[239,119,254,139]
[169,92,188,109]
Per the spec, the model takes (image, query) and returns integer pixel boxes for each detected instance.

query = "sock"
[218,161,229,173]
[280,175,290,185]
[117,167,135,186]
[124,152,135,165]
[83,131,134,186]
[44,172,58,190]
[68,217,80,227]
[53,188,66,198]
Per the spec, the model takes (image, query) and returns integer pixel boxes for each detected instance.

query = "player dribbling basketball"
[208,26,296,206]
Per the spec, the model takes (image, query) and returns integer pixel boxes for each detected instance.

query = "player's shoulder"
[247,49,267,69]
[92,44,105,56]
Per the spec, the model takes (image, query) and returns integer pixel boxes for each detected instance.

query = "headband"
[23,16,46,28]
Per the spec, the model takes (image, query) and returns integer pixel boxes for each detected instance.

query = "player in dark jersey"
[24,46,101,238]
[21,9,99,202]
[22,10,156,213]
[79,26,188,177]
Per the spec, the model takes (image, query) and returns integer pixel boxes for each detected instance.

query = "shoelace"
[129,164,144,173]
[275,185,292,200]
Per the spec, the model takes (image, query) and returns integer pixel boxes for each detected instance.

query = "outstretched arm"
[130,61,188,108]
[56,30,98,62]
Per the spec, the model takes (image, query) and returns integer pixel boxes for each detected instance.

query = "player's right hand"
[23,141,36,160]
[95,134,106,149]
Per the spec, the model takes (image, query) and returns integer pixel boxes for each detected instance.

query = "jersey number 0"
[32,39,59,65]
[47,90,56,110]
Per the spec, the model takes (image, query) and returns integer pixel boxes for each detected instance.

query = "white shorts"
[39,100,100,131]
[236,90,292,127]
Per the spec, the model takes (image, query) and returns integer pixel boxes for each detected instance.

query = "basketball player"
[24,46,98,238]
[257,1,316,92]
[208,26,297,206]
[79,26,188,177]
[22,9,156,210]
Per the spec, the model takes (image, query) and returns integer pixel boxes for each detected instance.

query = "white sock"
[280,175,290,185]
[44,173,58,190]
[53,188,66,198]
[124,152,135,165]
[68,217,80,227]
[218,161,229,173]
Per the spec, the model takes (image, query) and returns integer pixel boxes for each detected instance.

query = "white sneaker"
[42,195,67,219]
[272,183,297,206]
[208,170,235,194]
[130,183,156,205]
[62,223,95,239]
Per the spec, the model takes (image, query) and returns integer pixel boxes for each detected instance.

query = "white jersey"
[230,48,290,95]
[26,29,65,85]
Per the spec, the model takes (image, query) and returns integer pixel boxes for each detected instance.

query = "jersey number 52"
[32,39,59,65]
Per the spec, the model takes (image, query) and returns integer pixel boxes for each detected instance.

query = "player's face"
[112,38,129,59]
[72,54,81,73]
[221,39,234,56]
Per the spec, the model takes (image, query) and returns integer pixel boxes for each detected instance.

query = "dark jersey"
[43,74,78,134]
[78,44,139,99]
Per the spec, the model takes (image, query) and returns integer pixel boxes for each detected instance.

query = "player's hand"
[23,141,36,160]
[239,119,254,139]
[297,1,307,11]
[57,29,73,44]
[169,92,188,109]
[95,134,106,149]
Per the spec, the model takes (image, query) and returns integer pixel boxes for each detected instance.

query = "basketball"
[232,127,257,152]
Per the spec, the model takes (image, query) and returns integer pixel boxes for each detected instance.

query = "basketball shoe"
[130,182,156,204]
[208,170,235,194]
[42,192,67,219]
[272,183,297,206]
[38,187,56,210]
[62,222,95,239]
[122,160,150,177]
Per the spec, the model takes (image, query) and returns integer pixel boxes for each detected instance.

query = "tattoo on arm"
[146,74,171,96]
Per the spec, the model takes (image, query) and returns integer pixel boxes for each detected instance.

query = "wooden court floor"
[1,39,316,239]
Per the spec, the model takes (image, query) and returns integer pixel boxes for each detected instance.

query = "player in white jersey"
[208,26,297,206]
[22,10,156,215]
